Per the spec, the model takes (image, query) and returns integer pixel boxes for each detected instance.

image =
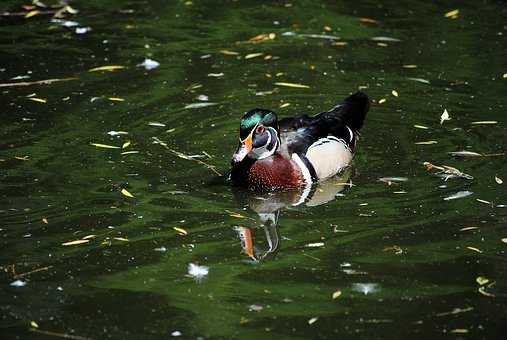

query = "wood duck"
[230,91,369,190]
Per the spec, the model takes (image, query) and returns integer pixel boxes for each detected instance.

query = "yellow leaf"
[90,143,120,149]
[173,227,188,235]
[219,50,239,56]
[471,121,498,125]
[30,321,39,328]
[476,199,491,205]
[25,10,39,18]
[308,317,318,325]
[279,103,291,108]
[478,286,495,297]
[402,64,417,68]
[42,218,48,224]
[62,239,90,246]
[332,290,342,299]
[391,90,399,97]
[450,329,468,334]
[229,213,245,219]
[501,238,507,244]
[444,9,459,18]
[113,237,129,242]
[414,125,429,129]
[28,97,47,103]
[121,188,134,198]
[476,276,489,286]
[466,246,482,253]
[82,234,97,240]
[459,226,479,232]
[89,65,126,72]
[415,140,438,145]
[358,17,378,24]
[122,141,131,149]
[244,53,264,60]
[495,176,503,184]
[503,73,507,79]
[378,98,386,104]
[108,97,125,102]
[274,82,310,89]
[121,151,139,155]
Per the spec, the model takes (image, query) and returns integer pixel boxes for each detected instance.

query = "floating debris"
[154,246,167,252]
[415,141,437,145]
[61,239,90,246]
[10,280,27,287]
[495,176,503,184]
[378,98,386,104]
[299,33,341,40]
[444,9,459,18]
[188,263,209,281]
[471,121,498,125]
[90,143,120,149]
[407,77,430,84]
[308,317,319,325]
[306,242,325,248]
[75,27,92,34]
[448,151,482,157]
[121,188,134,198]
[184,102,218,109]
[391,90,399,97]
[173,227,188,235]
[107,131,128,136]
[248,304,263,312]
[274,82,309,89]
[444,191,473,201]
[28,97,47,103]
[332,290,342,300]
[440,109,451,125]
[466,246,482,253]
[244,53,264,60]
[352,283,379,295]
[138,58,160,70]
[414,124,429,129]
[423,162,473,180]
[371,36,401,42]
[148,122,166,127]
[379,177,408,184]
[207,72,224,77]
[88,65,125,72]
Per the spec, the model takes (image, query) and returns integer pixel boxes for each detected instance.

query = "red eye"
[256,125,265,134]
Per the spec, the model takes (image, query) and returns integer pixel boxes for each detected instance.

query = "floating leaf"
[279,103,290,108]
[62,239,90,246]
[188,263,209,280]
[207,73,224,77]
[501,238,507,244]
[459,226,479,232]
[90,143,120,149]
[478,286,495,297]
[274,82,310,89]
[449,151,483,157]
[108,97,125,102]
[308,317,318,325]
[121,151,139,155]
[121,188,135,198]
[471,121,498,125]
[30,321,39,328]
[148,121,166,127]
[184,102,218,109]
[28,97,47,103]
[306,242,325,248]
[440,109,451,124]
[244,53,264,60]
[219,50,239,56]
[391,90,398,97]
[89,65,125,72]
[173,227,188,235]
[122,141,131,149]
[414,124,429,129]
[407,77,430,84]
[476,276,489,286]
[495,176,503,184]
[503,73,507,79]
[444,191,473,201]
[332,290,342,299]
[444,9,459,18]
[450,329,468,334]
[379,177,408,183]
[466,246,482,253]
[378,98,386,104]
[137,58,160,70]
[82,234,97,240]
[476,199,492,205]
[402,64,417,68]
[358,17,378,24]
[370,36,401,42]
[415,141,438,145]
[113,237,129,242]
[25,10,40,18]
[42,218,48,224]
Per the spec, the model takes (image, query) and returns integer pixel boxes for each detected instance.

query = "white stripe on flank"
[291,153,313,206]
[345,126,354,143]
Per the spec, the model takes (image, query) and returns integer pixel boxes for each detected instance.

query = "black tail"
[326,91,370,131]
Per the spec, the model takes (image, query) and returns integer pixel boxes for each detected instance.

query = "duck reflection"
[233,168,352,261]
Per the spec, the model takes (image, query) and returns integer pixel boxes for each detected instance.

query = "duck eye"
[255,125,265,134]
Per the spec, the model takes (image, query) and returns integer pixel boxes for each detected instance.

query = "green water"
[1,1,506,338]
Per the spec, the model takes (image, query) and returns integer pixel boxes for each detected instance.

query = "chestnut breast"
[247,153,304,189]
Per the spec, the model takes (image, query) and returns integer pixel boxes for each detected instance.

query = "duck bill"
[232,134,253,163]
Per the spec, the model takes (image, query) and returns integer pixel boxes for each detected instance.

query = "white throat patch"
[250,127,278,160]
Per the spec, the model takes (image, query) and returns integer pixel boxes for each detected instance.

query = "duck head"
[232,109,280,164]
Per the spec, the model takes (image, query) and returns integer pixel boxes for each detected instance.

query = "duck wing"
[278,91,369,157]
